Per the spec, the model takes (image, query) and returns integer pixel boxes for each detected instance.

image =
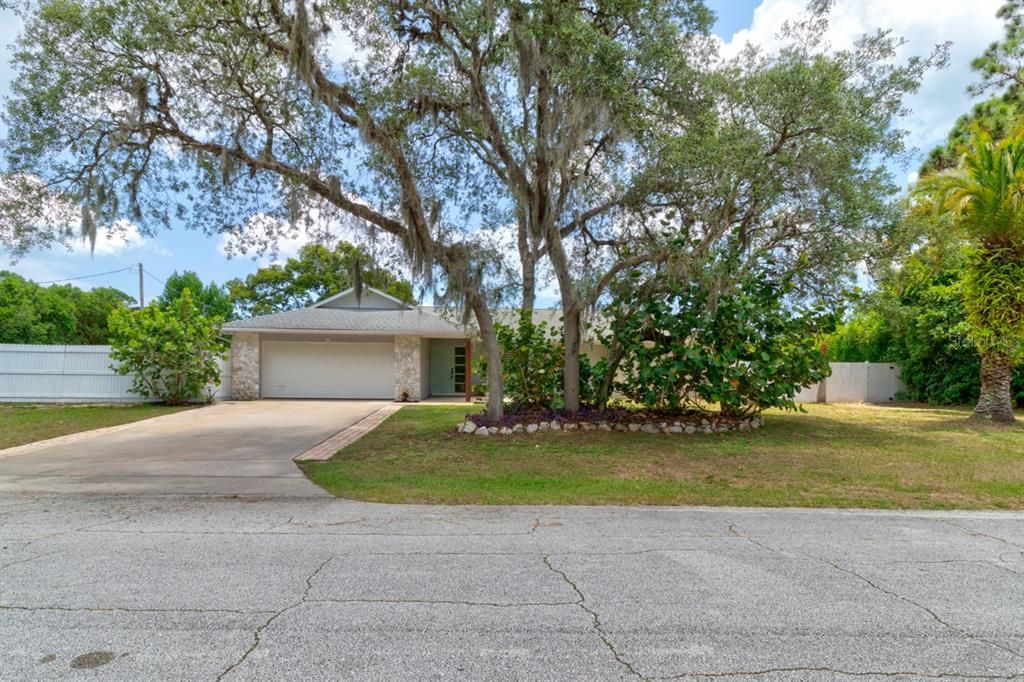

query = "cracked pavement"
[1,494,1023,680]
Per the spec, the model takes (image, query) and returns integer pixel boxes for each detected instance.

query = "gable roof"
[312,286,413,310]
[223,306,466,337]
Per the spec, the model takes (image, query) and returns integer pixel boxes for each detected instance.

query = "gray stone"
[488,426,500,435]
[549,421,562,431]
[628,423,642,432]
[475,426,490,437]
[641,423,660,434]
[614,423,629,432]
[499,427,513,435]
[230,332,260,400]
[580,422,595,431]
[738,421,750,432]
[525,423,539,434]
[598,422,612,431]
[669,426,683,434]
[393,335,423,402]
[538,421,550,431]
[512,423,525,433]
[685,425,697,434]
[563,423,577,431]
[751,417,762,429]
[462,421,478,434]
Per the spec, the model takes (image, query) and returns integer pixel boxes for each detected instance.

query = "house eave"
[221,326,467,339]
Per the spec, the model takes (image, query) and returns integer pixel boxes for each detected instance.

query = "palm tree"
[916,126,1024,423]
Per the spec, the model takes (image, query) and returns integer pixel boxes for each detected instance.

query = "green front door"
[430,340,467,395]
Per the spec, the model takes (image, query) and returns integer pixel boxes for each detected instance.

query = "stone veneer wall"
[394,335,422,401]
[230,332,260,400]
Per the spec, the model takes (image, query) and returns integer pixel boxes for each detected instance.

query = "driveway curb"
[294,404,405,461]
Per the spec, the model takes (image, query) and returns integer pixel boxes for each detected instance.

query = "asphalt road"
[2,492,1023,680]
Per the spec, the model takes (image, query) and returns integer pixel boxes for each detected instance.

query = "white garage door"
[261,340,395,399]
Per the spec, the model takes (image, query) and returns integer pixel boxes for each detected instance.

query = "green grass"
[300,403,1024,509]
[0,403,192,450]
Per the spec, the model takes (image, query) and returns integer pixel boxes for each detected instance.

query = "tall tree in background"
[160,271,235,321]
[0,271,132,344]
[227,242,414,317]
[916,127,1024,422]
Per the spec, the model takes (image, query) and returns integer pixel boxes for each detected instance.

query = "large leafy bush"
[604,270,837,416]
[481,312,594,410]
[108,289,228,404]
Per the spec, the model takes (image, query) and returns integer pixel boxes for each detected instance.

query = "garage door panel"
[261,340,394,399]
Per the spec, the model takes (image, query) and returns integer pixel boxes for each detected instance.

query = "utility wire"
[32,266,135,285]
[143,270,166,286]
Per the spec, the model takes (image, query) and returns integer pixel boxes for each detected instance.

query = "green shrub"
[480,311,594,410]
[108,289,228,404]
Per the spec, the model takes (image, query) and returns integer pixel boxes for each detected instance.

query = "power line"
[32,266,135,285]
[144,270,166,286]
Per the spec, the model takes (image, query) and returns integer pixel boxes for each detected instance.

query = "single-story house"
[223,286,471,401]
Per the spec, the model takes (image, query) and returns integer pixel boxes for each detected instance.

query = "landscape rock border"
[457,414,763,437]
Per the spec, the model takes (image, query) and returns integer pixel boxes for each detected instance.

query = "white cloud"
[216,203,405,274]
[76,220,172,258]
[720,0,1004,159]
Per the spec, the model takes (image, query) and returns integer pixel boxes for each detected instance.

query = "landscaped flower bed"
[457,409,763,436]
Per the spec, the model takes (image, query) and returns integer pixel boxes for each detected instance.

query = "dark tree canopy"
[0,271,133,344]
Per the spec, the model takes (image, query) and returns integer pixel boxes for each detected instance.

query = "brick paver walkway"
[293,403,405,461]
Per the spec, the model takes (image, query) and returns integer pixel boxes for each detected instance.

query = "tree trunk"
[973,351,1016,423]
[595,342,624,411]
[517,210,536,313]
[562,307,581,416]
[470,295,504,421]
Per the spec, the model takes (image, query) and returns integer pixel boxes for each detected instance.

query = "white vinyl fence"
[0,344,231,403]
[0,344,901,405]
[794,362,905,404]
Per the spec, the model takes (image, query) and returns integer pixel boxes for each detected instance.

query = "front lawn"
[300,403,1024,509]
[0,403,192,450]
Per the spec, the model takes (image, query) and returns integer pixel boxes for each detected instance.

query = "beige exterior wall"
[230,332,261,400]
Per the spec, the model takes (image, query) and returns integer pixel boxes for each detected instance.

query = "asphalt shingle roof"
[223,307,467,336]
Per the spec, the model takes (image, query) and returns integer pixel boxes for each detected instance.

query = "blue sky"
[0,0,1005,303]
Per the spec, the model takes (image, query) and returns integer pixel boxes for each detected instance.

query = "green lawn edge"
[299,404,1024,509]
[0,403,193,450]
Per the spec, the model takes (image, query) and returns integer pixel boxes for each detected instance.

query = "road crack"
[543,555,644,680]
[661,666,1024,679]
[215,556,334,681]
[308,597,576,608]
[0,604,272,616]
[942,520,1024,551]
[726,522,1024,664]
[808,554,1024,661]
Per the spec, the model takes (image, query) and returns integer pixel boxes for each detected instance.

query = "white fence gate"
[794,362,905,404]
[0,344,231,403]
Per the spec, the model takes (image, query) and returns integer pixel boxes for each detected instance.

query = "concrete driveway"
[0,400,387,496]
[1,495,1022,680]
